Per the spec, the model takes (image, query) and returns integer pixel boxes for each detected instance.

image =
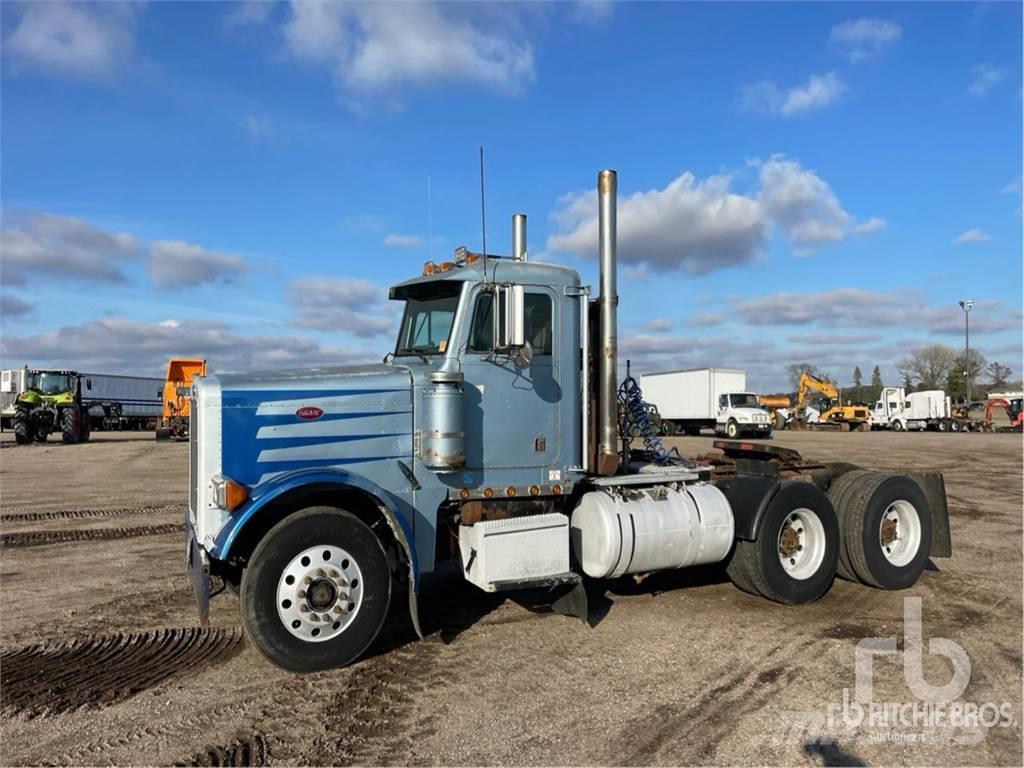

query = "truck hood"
[209,364,415,488]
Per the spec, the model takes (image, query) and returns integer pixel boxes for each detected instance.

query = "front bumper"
[186,523,211,627]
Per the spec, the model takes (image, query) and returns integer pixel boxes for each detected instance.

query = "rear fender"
[213,468,423,637]
[716,473,782,541]
[905,471,952,558]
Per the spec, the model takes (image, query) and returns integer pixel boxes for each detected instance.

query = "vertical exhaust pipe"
[597,170,619,473]
[512,214,527,261]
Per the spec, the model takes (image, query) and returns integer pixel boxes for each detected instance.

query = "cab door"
[458,285,560,470]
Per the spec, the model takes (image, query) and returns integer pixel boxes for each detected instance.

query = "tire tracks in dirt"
[1,627,243,717]
[177,733,271,767]
[0,504,185,523]
[2,523,183,548]
[298,635,447,766]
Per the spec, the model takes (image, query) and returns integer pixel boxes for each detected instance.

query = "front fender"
[212,467,424,638]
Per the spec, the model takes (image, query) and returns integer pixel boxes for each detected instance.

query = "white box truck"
[640,368,772,438]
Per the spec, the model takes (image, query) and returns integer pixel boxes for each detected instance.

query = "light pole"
[959,299,974,403]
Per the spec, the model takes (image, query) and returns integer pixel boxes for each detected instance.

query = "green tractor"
[13,370,92,445]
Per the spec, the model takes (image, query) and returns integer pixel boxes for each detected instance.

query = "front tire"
[241,506,391,673]
[726,419,740,439]
[726,481,839,604]
[892,420,904,432]
[13,407,33,445]
[62,406,80,444]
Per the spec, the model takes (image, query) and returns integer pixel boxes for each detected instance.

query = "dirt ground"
[0,430,1021,767]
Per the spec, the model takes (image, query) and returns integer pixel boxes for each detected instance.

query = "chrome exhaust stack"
[512,214,527,261]
[596,170,619,474]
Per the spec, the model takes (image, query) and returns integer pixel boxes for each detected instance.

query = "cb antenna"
[479,146,488,282]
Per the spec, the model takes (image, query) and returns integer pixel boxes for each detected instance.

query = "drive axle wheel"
[837,474,931,590]
[726,480,839,604]
[241,506,391,672]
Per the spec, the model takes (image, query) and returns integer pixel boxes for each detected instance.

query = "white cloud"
[953,228,992,244]
[383,233,425,249]
[732,289,1018,335]
[968,65,1004,96]
[148,241,248,291]
[3,1,137,79]
[287,277,396,337]
[686,313,724,327]
[241,114,276,143]
[1,212,139,285]
[853,216,887,235]
[546,172,765,275]
[1,293,33,318]
[638,317,672,333]
[283,1,534,99]
[0,316,374,375]
[546,156,882,272]
[225,1,276,28]
[740,72,846,117]
[830,18,902,61]
[1001,177,1022,196]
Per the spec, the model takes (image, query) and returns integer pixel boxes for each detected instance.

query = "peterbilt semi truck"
[186,171,952,672]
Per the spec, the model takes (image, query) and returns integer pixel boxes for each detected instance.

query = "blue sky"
[1,1,1021,392]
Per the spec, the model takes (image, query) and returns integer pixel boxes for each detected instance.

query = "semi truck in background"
[185,170,951,673]
[1,367,161,431]
[640,368,772,438]
[870,387,961,432]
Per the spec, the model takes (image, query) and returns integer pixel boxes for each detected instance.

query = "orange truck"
[155,358,206,441]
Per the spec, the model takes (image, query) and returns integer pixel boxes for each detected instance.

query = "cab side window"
[468,291,553,355]
[468,293,494,352]
[524,294,552,355]
[718,395,728,409]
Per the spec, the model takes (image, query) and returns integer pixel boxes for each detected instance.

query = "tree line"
[782,346,1015,404]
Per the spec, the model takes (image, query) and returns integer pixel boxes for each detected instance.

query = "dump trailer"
[186,170,953,673]
[156,359,207,440]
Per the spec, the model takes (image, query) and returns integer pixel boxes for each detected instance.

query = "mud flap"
[906,472,952,558]
[187,532,211,627]
[550,579,589,626]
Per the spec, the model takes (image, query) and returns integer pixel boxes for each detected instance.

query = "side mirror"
[495,284,525,350]
[514,340,534,370]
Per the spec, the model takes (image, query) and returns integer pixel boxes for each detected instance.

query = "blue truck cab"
[187,170,951,672]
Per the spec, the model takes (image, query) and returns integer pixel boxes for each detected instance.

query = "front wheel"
[241,506,392,673]
[726,481,839,604]
[726,420,740,439]
[892,420,904,432]
[13,407,33,445]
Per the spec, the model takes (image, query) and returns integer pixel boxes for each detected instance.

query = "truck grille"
[189,401,198,518]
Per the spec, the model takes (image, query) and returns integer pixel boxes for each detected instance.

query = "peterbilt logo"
[295,406,323,420]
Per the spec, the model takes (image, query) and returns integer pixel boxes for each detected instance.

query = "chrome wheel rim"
[276,545,364,642]
[777,507,826,580]
[879,500,921,567]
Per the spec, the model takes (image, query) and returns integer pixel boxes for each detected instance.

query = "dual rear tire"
[827,471,931,589]
[727,481,840,604]
[727,471,932,603]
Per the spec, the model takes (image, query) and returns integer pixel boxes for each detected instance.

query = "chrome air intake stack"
[512,214,527,261]
[597,170,619,474]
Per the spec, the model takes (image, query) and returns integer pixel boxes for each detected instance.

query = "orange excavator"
[155,358,206,441]
[986,397,1023,432]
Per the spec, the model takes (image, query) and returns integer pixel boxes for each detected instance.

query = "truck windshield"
[729,393,760,408]
[28,372,73,394]
[394,282,462,357]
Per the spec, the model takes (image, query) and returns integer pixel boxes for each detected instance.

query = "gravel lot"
[1,430,1021,766]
